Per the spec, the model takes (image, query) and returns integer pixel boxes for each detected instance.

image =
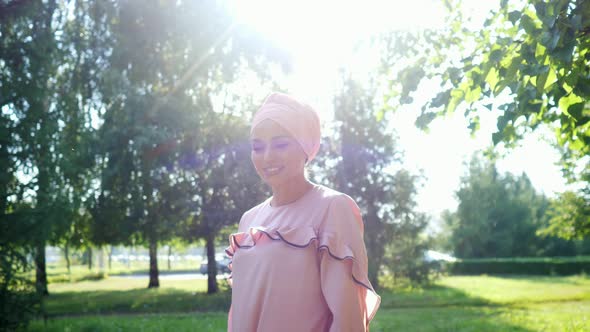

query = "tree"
[1,0,108,296]
[181,92,267,294]
[541,191,590,240]
[1,0,65,296]
[91,0,286,289]
[319,77,430,287]
[390,0,590,239]
[445,154,576,258]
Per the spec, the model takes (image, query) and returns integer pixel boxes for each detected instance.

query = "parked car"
[423,250,457,273]
[199,253,231,274]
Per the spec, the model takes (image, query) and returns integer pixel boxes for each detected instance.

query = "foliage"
[0,0,287,300]
[183,103,267,293]
[0,244,38,331]
[84,0,285,289]
[389,0,590,239]
[1,0,108,295]
[449,256,590,275]
[443,154,576,258]
[541,190,590,240]
[320,77,432,286]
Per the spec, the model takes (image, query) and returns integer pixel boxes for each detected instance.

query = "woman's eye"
[273,142,289,150]
[251,145,264,153]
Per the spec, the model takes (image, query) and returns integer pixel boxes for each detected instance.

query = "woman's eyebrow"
[271,136,291,140]
[251,136,291,142]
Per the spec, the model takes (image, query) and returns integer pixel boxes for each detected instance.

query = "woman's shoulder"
[240,198,269,222]
[313,185,363,230]
[314,185,359,209]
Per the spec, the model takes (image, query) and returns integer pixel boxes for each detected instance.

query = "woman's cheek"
[251,152,264,176]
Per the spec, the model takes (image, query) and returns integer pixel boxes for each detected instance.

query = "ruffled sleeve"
[318,194,381,331]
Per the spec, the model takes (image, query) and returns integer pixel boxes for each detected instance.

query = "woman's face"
[250,119,308,187]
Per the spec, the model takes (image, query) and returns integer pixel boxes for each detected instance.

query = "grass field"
[26,274,590,331]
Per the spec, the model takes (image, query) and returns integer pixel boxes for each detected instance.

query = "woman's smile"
[263,166,284,176]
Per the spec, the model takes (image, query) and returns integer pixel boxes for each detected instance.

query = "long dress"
[225,184,380,332]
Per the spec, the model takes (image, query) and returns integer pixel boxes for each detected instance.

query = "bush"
[448,256,590,275]
[0,245,39,332]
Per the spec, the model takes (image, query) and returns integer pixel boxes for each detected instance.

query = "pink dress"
[225,184,380,332]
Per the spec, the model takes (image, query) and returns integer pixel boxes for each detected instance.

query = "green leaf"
[558,93,584,117]
[468,115,480,134]
[534,68,549,95]
[552,41,576,64]
[520,14,539,34]
[567,102,585,121]
[543,68,557,92]
[540,29,560,51]
[573,76,590,96]
[465,86,482,103]
[508,11,521,24]
[415,112,437,130]
[492,131,503,145]
[430,90,451,108]
[489,49,504,63]
[570,138,584,151]
[521,43,537,64]
[446,88,465,113]
[485,67,499,91]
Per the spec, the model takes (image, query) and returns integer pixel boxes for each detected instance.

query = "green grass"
[27,313,228,332]
[26,274,590,331]
[45,277,231,316]
[28,302,590,332]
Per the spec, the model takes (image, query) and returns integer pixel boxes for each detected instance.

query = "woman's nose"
[263,147,276,162]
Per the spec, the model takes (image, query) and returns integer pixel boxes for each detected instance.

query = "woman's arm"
[320,251,367,331]
[318,194,379,331]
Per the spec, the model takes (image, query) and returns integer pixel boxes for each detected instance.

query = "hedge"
[446,256,590,275]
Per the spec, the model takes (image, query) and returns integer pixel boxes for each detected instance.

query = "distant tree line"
[439,154,590,258]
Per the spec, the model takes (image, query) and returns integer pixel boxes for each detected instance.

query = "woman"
[226,92,380,332]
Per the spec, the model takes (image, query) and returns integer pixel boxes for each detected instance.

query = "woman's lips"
[263,166,284,176]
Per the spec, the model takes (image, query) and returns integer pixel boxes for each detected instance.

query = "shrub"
[448,256,590,275]
[0,245,39,332]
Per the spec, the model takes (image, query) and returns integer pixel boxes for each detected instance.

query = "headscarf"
[251,92,321,162]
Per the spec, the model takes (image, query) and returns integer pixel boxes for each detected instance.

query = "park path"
[114,273,230,280]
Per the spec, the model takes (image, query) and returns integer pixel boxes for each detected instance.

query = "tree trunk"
[31,0,57,300]
[367,250,381,290]
[206,229,218,294]
[64,243,71,276]
[87,247,93,270]
[148,238,159,288]
[98,245,105,273]
[108,245,113,270]
[167,245,172,271]
[127,247,131,269]
[35,242,49,296]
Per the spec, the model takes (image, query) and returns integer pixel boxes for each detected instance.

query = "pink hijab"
[251,92,321,162]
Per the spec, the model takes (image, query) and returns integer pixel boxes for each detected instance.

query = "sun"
[226,0,447,96]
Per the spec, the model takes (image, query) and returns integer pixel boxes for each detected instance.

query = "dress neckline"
[266,183,320,210]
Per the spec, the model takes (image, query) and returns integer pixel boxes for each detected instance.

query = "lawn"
[26,274,590,331]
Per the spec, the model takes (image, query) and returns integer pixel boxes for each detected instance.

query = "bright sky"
[228,0,572,219]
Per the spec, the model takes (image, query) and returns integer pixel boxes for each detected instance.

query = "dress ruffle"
[225,224,381,322]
